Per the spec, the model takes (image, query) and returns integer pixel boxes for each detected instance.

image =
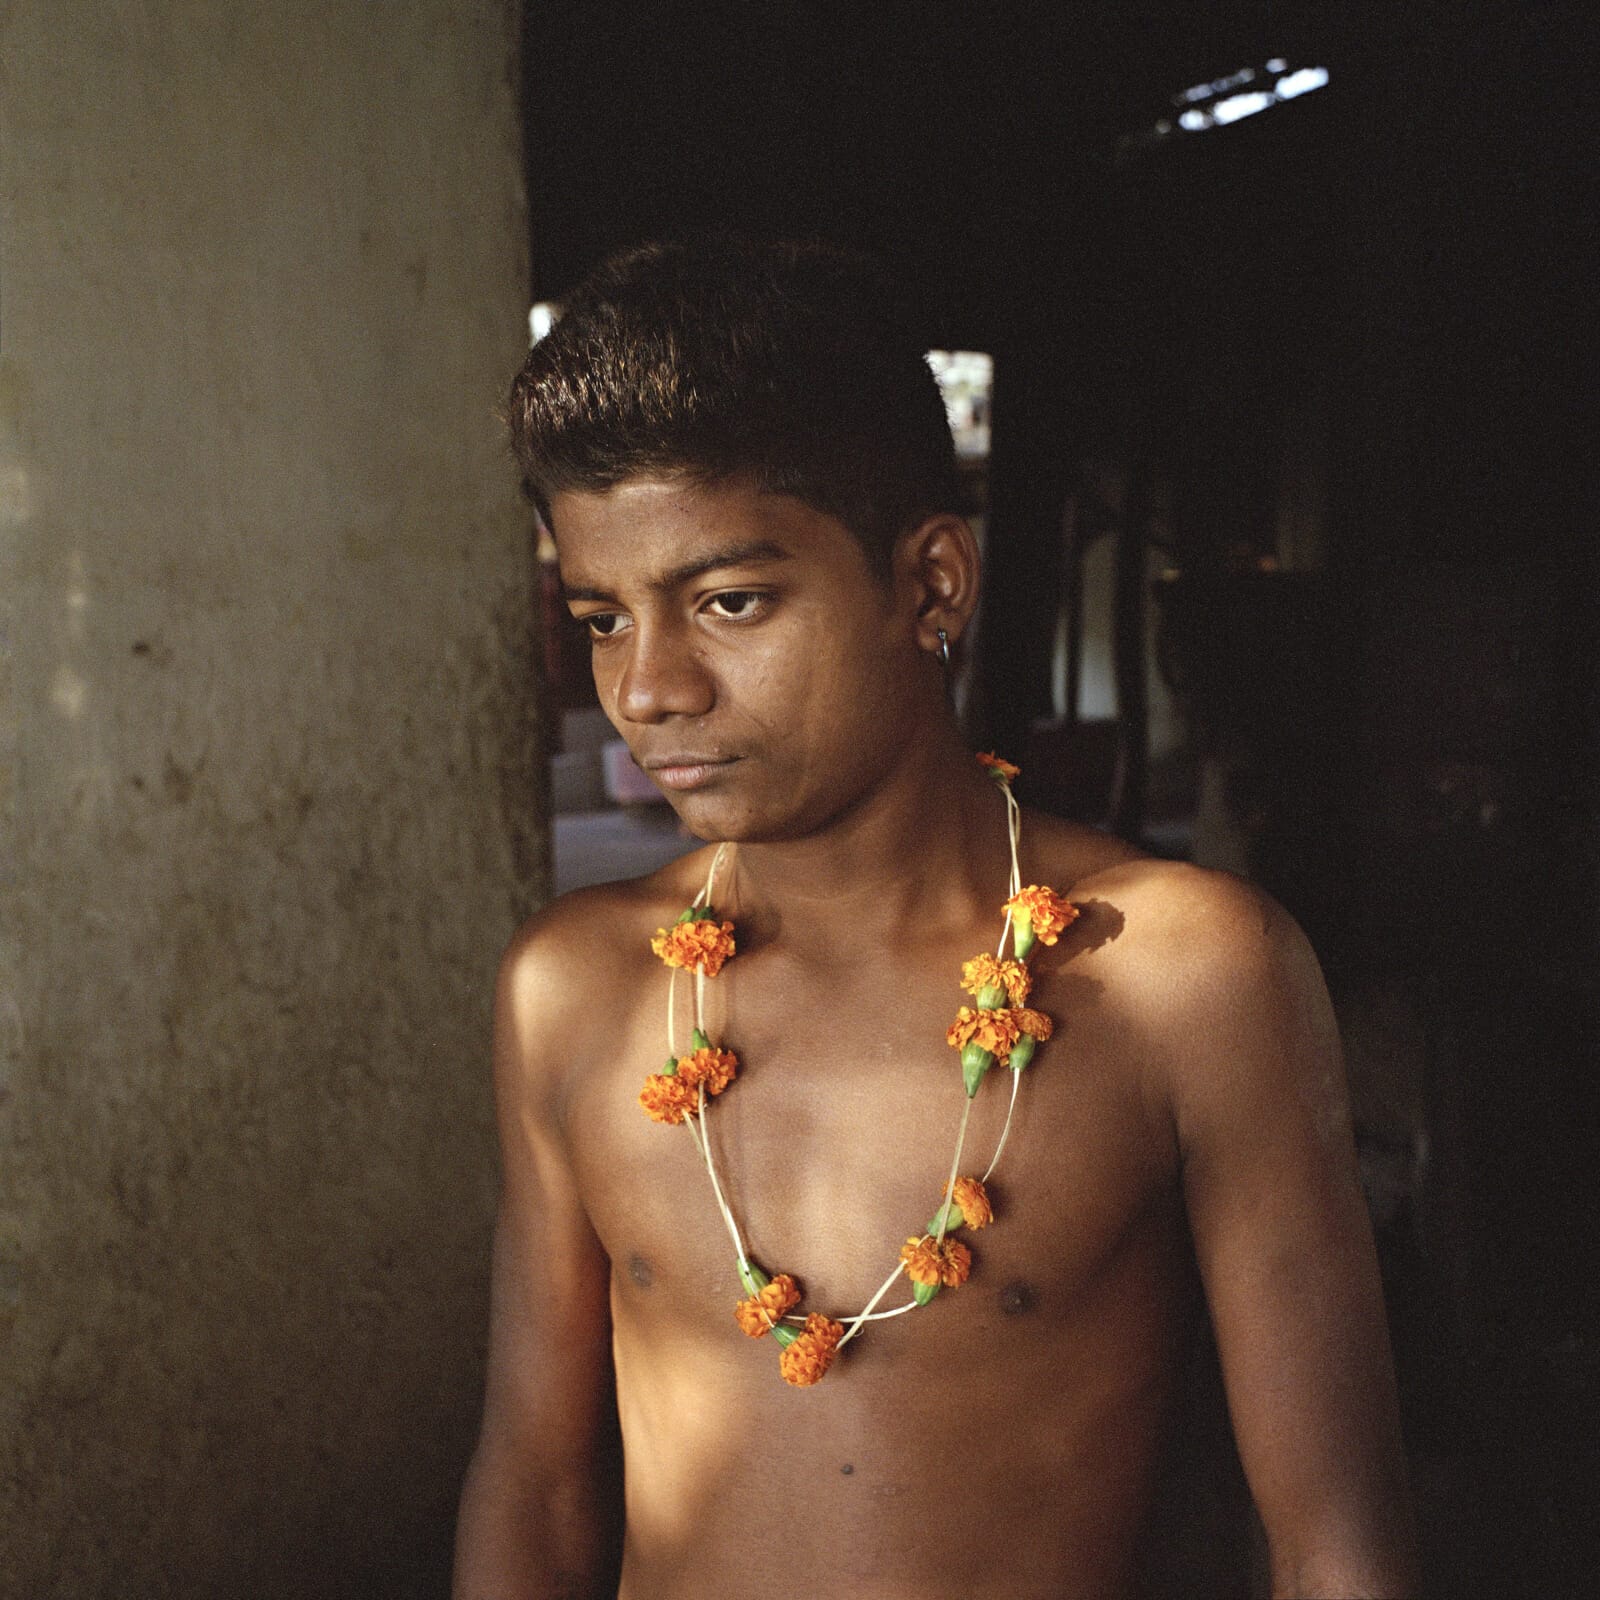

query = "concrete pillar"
[0,4,541,1594]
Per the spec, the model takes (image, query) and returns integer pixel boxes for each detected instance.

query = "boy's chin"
[663,791,808,847]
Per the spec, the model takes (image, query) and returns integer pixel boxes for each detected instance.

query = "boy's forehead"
[550,476,856,588]
[552,474,799,536]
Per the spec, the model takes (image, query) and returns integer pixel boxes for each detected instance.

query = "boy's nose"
[615,628,714,724]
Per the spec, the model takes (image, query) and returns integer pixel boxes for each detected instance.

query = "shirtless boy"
[453,236,1417,1599]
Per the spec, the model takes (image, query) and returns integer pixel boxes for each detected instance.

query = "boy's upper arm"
[476,913,615,1477]
[1145,871,1417,1596]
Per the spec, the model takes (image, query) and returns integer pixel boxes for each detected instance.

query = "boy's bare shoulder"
[1053,841,1338,1134]
[1018,807,1295,963]
[1071,850,1292,960]
[492,844,720,1043]
[1025,810,1326,1061]
[498,843,720,1005]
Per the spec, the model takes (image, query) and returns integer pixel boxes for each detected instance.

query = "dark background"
[519,3,1595,1595]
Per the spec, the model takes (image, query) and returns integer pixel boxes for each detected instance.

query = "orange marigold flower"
[949,1175,994,1230]
[676,1045,738,1097]
[650,917,737,976]
[638,1072,698,1125]
[910,1238,937,1282]
[960,953,1032,1006]
[734,1272,801,1338]
[778,1313,845,1386]
[760,1274,801,1314]
[1013,1007,1054,1042]
[900,1235,974,1287]
[946,1004,1023,1063]
[733,1299,769,1338]
[1003,885,1079,946]
[976,751,1021,782]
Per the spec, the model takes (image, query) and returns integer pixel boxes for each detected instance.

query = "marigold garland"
[639,754,1077,1385]
[677,1044,738,1095]
[945,1004,1024,1063]
[1014,1007,1054,1042]
[735,1273,802,1338]
[637,1043,739,1123]
[650,915,737,976]
[977,752,1021,782]
[900,1235,973,1292]
[949,1175,994,1230]
[637,1072,697,1125]
[960,953,1032,1006]
[1002,885,1078,957]
[778,1314,846,1387]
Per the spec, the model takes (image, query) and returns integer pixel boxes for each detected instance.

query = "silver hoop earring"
[936,627,951,668]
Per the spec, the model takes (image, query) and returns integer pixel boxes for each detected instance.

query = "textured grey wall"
[0,4,541,1594]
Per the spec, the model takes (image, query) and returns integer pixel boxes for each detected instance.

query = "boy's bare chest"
[564,942,1181,1326]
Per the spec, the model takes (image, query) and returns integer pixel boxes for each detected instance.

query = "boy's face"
[552,475,929,842]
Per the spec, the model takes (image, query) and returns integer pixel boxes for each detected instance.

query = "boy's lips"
[640,754,741,792]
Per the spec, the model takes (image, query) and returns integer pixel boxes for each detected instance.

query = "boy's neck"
[719,725,1015,952]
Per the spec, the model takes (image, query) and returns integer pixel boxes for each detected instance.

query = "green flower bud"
[673,906,697,925]
[976,983,1007,1010]
[737,1259,770,1297]
[926,1200,963,1236]
[771,1323,800,1348]
[690,1027,711,1053]
[1009,1034,1037,1073]
[961,1041,993,1098]
[913,1279,941,1306]
[1012,913,1036,961]
[662,1056,680,1076]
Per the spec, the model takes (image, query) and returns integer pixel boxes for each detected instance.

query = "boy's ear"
[895,512,982,655]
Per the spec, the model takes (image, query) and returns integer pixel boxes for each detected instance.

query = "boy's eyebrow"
[561,540,793,604]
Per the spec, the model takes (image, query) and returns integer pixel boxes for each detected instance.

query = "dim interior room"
[1,2,1593,1596]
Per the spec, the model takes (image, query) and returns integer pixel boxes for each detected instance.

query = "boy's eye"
[582,612,627,639]
[706,591,765,619]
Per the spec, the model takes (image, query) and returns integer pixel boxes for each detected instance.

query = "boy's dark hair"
[506,234,963,575]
